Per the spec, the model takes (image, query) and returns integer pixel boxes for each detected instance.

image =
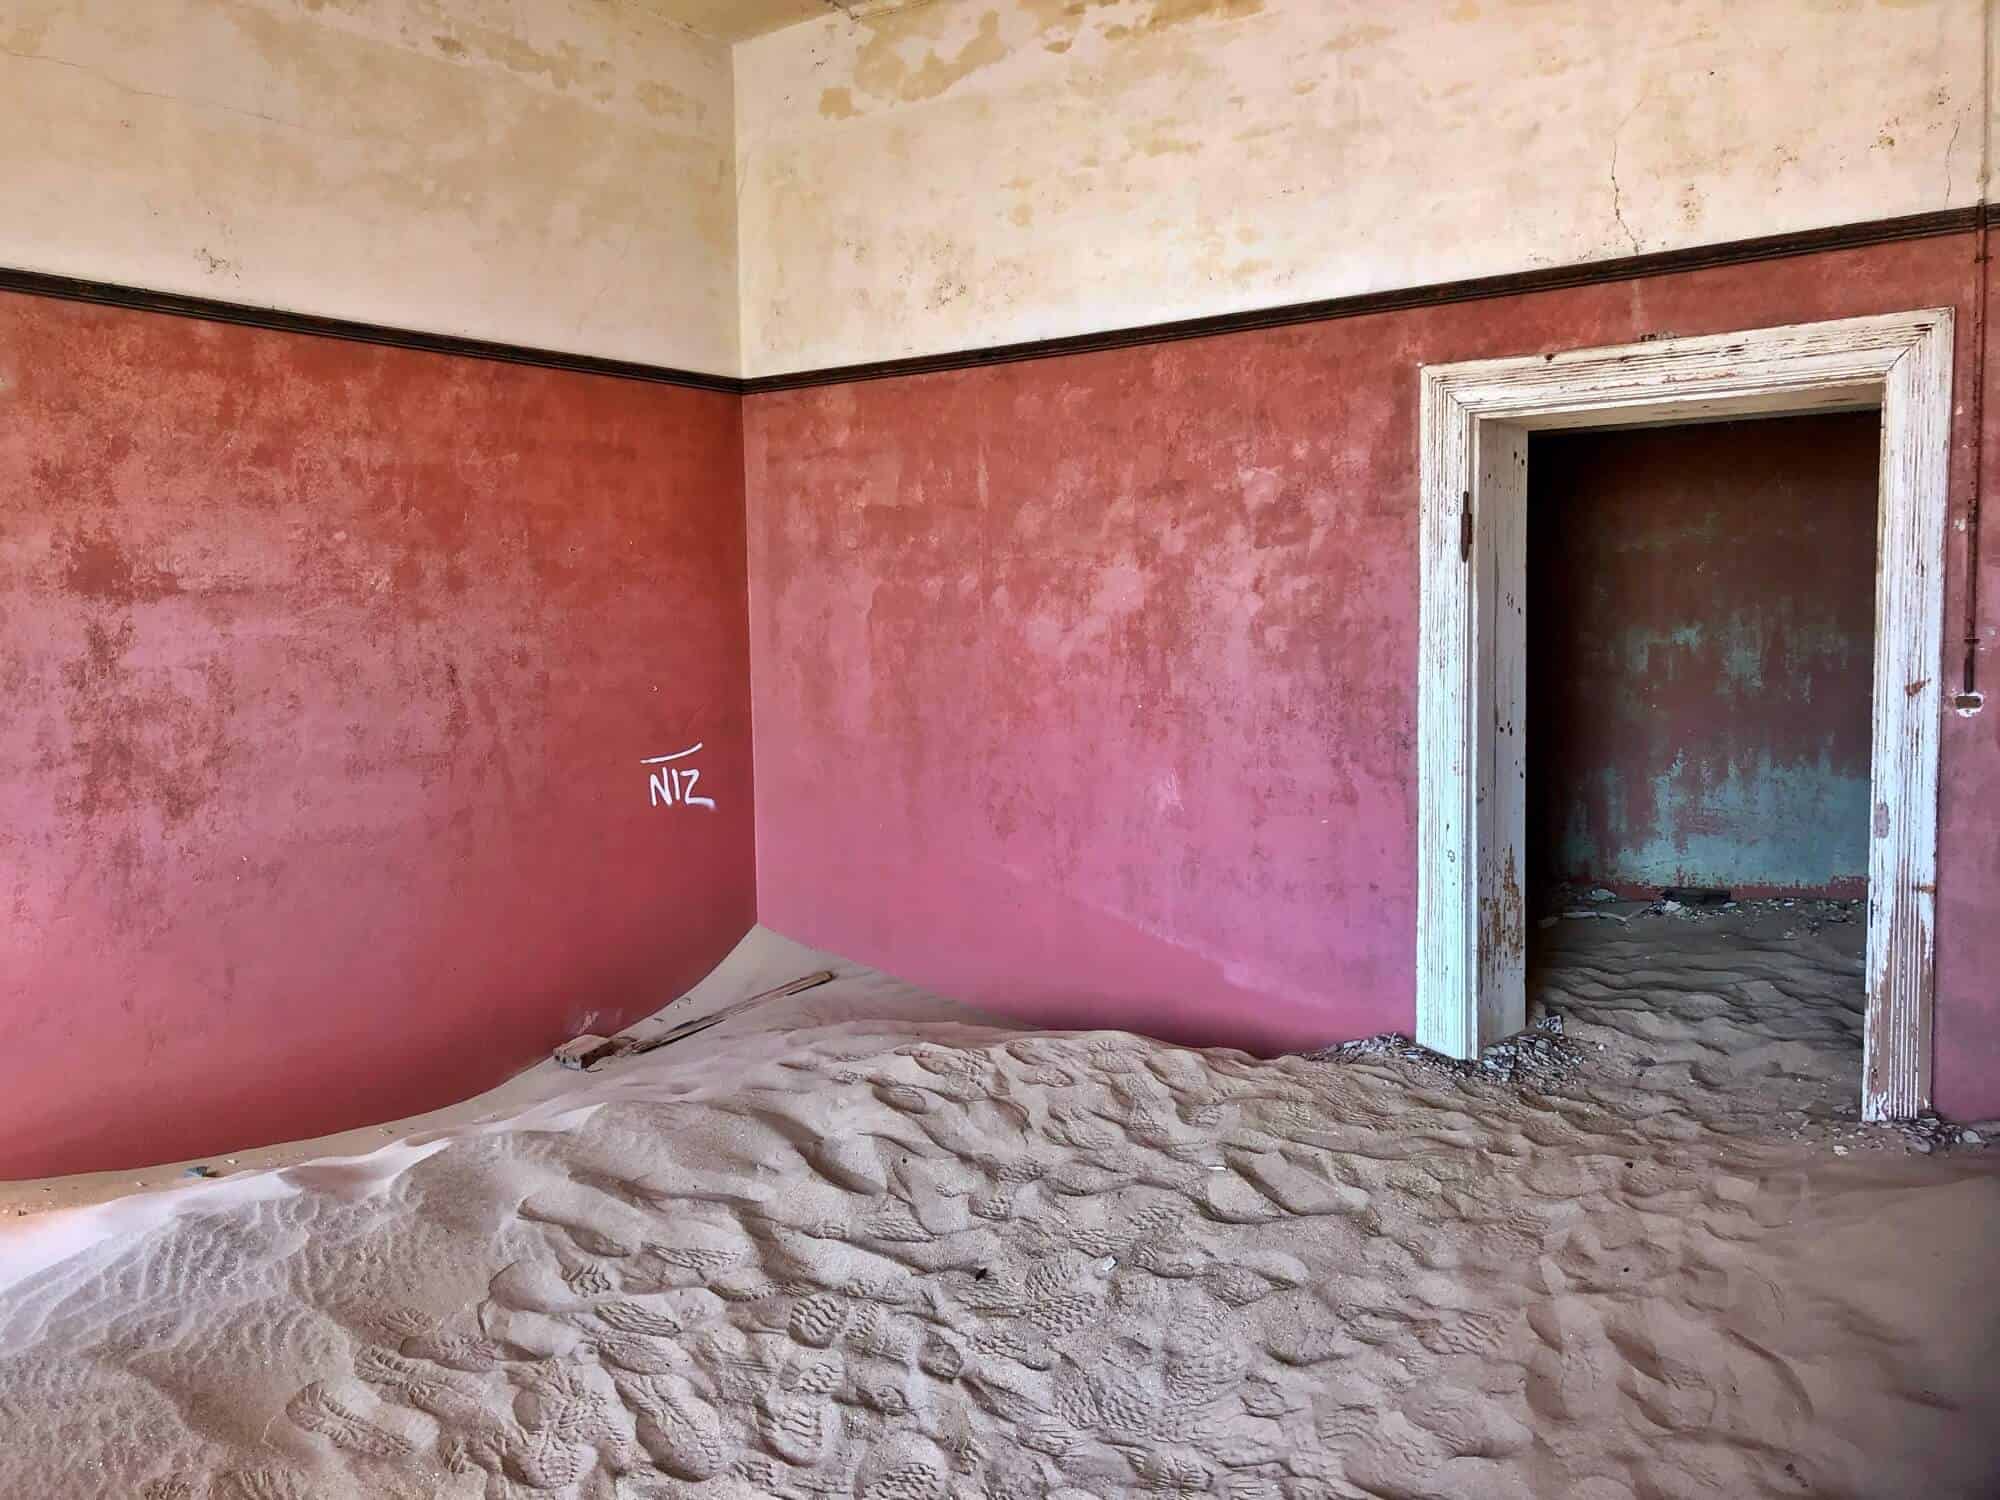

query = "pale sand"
[3,921,1998,1499]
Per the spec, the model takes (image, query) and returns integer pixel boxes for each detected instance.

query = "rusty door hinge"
[1459,491,1473,561]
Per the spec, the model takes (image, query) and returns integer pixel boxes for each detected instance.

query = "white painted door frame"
[1416,310,1954,1121]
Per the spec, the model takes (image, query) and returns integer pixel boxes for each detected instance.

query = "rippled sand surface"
[2,922,1995,1500]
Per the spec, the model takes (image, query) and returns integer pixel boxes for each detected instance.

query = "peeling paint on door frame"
[1417,309,1954,1122]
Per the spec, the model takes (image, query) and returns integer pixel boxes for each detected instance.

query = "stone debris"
[1562,907,1630,925]
[1541,883,1860,933]
[553,1034,627,1072]
[1797,1111,1990,1157]
[1309,1013,1582,1087]
[555,971,837,1070]
[1889,1111,1966,1155]
[1649,894,1860,932]
[1660,886,1733,907]
[1529,894,1987,1158]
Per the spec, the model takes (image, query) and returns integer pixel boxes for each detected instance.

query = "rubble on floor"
[1309,1013,1583,1087]
[1540,883,1863,938]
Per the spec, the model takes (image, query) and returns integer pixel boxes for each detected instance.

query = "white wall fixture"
[1416,310,1954,1121]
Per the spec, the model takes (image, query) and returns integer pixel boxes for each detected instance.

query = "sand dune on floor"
[2,925,1997,1500]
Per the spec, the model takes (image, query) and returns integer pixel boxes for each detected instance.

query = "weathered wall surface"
[1525,414,1879,899]
[745,231,2000,1119]
[0,0,740,373]
[0,292,755,1177]
[8,0,1982,379]
[735,0,1982,376]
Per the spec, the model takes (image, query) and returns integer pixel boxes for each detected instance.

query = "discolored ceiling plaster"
[644,0,937,44]
[734,0,1986,376]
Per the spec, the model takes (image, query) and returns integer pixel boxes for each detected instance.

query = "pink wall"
[745,232,2000,1119]
[0,294,755,1177]
[8,228,1997,1173]
[1525,413,1879,899]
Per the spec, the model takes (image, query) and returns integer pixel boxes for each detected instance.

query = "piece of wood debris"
[554,970,837,1071]
[553,1034,627,1071]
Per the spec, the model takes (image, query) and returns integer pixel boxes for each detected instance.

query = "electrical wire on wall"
[1959,0,1993,714]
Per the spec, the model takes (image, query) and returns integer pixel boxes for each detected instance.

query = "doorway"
[1414,312,1953,1121]
[1523,413,1878,1109]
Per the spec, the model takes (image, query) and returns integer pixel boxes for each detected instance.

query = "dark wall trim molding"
[0,266,741,394]
[742,206,1987,393]
[1,207,1985,397]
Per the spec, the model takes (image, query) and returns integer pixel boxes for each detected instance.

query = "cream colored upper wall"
[657,0,927,45]
[1,0,739,373]
[6,0,1983,379]
[735,0,1986,377]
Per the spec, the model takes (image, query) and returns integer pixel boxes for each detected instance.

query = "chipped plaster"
[2,0,1987,378]
[735,0,1986,376]
[640,0,938,45]
[0,0,741,372]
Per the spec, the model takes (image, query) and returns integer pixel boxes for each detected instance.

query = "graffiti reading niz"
[642,744,717,811]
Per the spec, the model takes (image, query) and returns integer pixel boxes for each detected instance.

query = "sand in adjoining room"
[2,921,1997,1500]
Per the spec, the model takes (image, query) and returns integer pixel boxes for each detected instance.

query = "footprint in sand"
[1523,1299,1624,1425]
[6,934,1997,1499]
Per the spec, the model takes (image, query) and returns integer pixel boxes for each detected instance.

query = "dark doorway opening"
[1526,411,1879,902]
[1523,411,1879,1113]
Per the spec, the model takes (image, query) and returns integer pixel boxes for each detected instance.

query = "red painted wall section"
[749,352,1415,1054]
[1525,414,1878,900]
[746,232,2000,1118]
[1943,282,2000,1121]
[0,294,755,1177]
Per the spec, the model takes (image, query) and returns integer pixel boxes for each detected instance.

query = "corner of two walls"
[732,0,2000,1120]
[7,0,2000,1174]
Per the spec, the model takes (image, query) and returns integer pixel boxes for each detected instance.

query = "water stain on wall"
[739,0,1978,376]
[852,8,1008,104]
[1026,0,1267,49]
[1,0,738,372]
[1123,0,1266,33]
[57,615,236,829]
[62,532,181,605]
[635,78,707,124]
[1322,22,1391,50]
[426,21,616,102]
[836,0,1271,115]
